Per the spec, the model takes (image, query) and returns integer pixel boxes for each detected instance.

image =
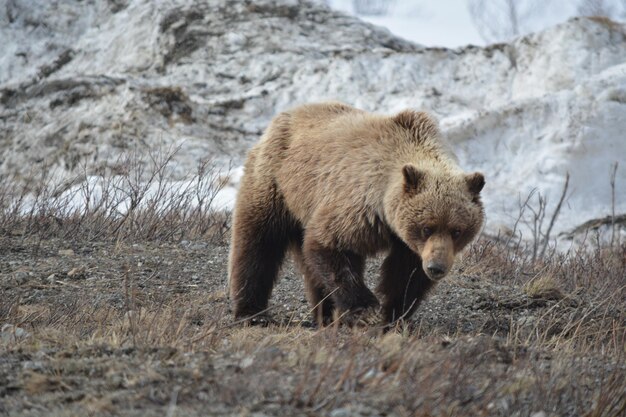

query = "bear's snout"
[421,235,455,281]
[426,261,446,279]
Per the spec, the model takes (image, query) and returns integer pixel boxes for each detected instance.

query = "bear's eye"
[423,227,434,238]
[451,229,462,239]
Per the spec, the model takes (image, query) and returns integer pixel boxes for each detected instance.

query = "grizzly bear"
[228,102,485,326]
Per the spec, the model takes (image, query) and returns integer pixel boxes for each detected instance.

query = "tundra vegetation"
[0,151,624,417]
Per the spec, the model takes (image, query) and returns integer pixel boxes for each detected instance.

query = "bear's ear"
[393,110,440,140]
[402,165,425,194]
[465,172,485,195]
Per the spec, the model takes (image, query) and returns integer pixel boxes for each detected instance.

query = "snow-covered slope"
[1,0,625,238]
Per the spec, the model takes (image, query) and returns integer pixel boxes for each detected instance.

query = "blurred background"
[1,0,624,244]
[326,0,626,46]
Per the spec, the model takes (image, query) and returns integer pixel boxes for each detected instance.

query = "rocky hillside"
[1,0,625,236]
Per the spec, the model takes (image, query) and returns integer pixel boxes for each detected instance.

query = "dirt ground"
[1,235,624,417]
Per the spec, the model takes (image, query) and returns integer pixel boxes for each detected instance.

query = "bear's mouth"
[423,261,448,281]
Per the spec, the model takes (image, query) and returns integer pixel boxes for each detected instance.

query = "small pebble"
[1,324,31,343]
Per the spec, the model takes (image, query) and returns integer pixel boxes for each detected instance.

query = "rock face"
[0,0,417,180]
[1,0,625,235]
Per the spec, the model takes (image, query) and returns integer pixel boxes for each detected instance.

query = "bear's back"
[253,102,457,229]
[272,103,394,226]
[250,102,362,172]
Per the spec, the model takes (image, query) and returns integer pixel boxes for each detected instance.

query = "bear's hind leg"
[378,237,434,326]
[229,195,292,323]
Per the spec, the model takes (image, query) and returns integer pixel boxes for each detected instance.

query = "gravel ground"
[1,236,624,416]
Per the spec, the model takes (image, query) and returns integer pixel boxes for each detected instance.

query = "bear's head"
[385,165,485,281]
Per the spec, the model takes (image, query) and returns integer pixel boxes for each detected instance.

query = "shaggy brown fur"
[228,102,485,326]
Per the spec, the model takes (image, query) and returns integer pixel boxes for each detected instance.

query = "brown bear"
[228,102,485,326]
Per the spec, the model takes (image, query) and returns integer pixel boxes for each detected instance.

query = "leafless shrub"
[0,146,230,243]
[491,173,570,264]
[578,0,620,17]
[609,162,619,247]
[576,0,626,22]
[352,0,395,16]
[467,0,548,43]
[520,173,570,262]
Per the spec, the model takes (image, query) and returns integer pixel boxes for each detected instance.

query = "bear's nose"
[426,262,446,278]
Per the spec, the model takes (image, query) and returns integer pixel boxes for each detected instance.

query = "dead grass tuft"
[523,274,564,300]
[24,372,70,395]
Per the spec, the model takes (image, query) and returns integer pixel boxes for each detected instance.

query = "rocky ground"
[1,233,624,416]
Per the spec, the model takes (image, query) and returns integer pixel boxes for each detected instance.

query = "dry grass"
[0,158,625,416]
[0,236,623,416]
[523,274,564,300]
[462,236,625,355]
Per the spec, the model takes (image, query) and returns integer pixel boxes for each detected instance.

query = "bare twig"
[539,172,570,259]
[609,162,618,247]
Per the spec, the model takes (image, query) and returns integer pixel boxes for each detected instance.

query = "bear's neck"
[396,140,462,176]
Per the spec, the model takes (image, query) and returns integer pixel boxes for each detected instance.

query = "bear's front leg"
[291,246,336,326]
[302,235,379,325]
[378,237,434,326]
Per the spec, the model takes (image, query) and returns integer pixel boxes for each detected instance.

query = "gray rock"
[330,405,381,417]
[1,324,31,343]
[13,270,31,284]
[329,409,352,417]
[22,360,45,371]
